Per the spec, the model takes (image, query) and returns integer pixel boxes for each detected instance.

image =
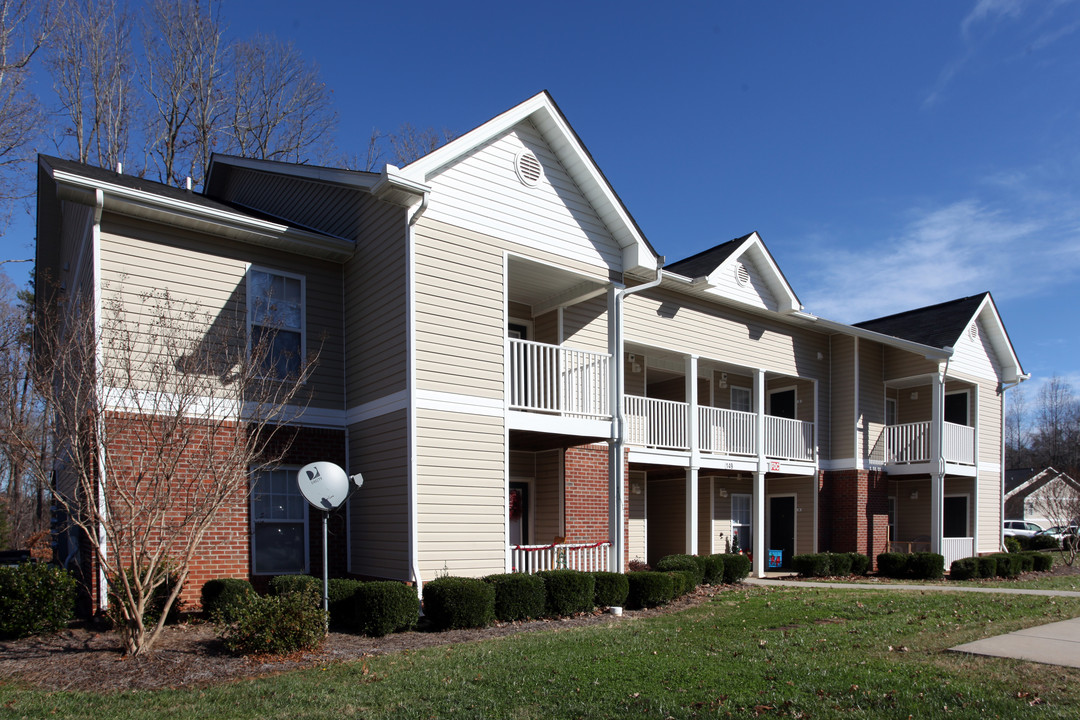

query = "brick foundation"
[819,469,889,568]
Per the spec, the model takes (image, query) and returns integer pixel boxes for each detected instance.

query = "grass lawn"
[3,586,1079,719]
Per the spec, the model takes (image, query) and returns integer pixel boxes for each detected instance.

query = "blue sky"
[7,0,1079,397]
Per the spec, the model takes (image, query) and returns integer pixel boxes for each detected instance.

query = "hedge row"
[791,552,871,578]
[0,562,77,639]
[949,551,1052,580]
[876,552,945,579]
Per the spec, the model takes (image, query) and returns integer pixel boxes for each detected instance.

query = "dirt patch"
[0,584,742,693]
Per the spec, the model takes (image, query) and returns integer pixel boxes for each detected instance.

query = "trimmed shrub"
[1016,553,1035,573]
[719,554,751,583]
[345,581,419,637]
[848,553,871,576]
[485,573,545,622]
[268,574,322,600]
[908,553,944,580]
[976,556,998,578]
[626,571,674,609]
[700,555,726,585]
[423,576,495,630]
[949,557,978,580]
[1003,536,1021,554]
[219,590,326,655]
[0,562,77,639]
[1030,534,1060,551]
[792,553,829,578]
[592,572,629,608]
[1012,535,1032,551]
[1029,552,1053,572]
[654,555,704,587]
[537,570,595,617]
[990,553,1022,578]
[827,552,853,577]
[876,553,910,578]
[328,579,365,628]
[667,570,699,597]
[201,578,255,623]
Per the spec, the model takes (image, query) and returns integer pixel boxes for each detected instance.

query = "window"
[731,494,752,554]
[944,391,969,426]
[730,387,752,413]
[887,496,896,542]
[768,387,796,419]
[251,467,308,574]
[885,398,897,426]
[248,267,304,378]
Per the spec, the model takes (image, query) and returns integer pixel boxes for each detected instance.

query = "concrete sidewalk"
[743,576,1080,668]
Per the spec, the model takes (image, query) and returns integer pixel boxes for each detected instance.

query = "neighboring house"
[35,91,1028,609]
[1004,467,1080,528]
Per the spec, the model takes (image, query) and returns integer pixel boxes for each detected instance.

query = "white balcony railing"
[624,395,688,450]
[698,406,756,456]
[510,542,611,574]
[508,339,610,419]
[764,415,815,462]
[886,421,975,466]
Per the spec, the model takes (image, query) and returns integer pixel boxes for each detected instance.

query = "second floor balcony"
[885,420,976,469]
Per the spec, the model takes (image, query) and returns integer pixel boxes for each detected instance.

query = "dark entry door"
[769,389,796,419]
[509,482,529,545]
[943,496,968,538]
[769,496,796,569]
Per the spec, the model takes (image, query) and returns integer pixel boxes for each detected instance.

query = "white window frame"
[885,397,897,426]
[731,493,752,553]
[247,265,306,379]
[887,495,896,542]
[767,386,798,419]
[944,389,970,427]
[730,386,752,413]
[943,493,971,538]
[250,466,309,575]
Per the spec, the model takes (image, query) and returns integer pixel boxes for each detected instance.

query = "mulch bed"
[0,584,741,693]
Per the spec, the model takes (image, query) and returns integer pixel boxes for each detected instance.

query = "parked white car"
[1035,525,1079,543]
[1003,520,1043,538]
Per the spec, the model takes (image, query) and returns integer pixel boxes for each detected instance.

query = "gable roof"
[396,91,658,279]
[1004,467,1080,503]
[666,234,750,279]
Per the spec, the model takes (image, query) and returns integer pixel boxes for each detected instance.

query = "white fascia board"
[399,92,657,274]
[972,294,1025,384]
[796,313,953,360]
[371,165,431,208]
[207,155,381,191]
[713,232,801,313]
[52,169,355,262]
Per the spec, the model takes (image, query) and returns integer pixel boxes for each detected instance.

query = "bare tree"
[1029,470,1080,566]
[225,34,336,164]
[1006,384,1031,468]
[385,123,455,166]
[1030,375,1080,476]
[47,0,136,170]
[32,282,317,656]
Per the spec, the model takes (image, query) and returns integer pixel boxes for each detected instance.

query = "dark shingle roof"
[1005,468,1037,494]
[854,293,987,349]
[666,233,754,278]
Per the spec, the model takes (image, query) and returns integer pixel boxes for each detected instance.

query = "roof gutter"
[792,312,953,360]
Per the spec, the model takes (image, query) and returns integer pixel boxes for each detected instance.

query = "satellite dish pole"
[296,462,364,627]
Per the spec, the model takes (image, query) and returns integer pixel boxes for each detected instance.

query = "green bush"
[976,556,998,578]
[876,552,910,578]
[700,555,726,585]
[792,553,830,578]
[1030,534,1060,551]
[626,571,674,609]
[0,562,77,639]
[485,574,546,622]
[907,553,944,580]
[990,553,1021,578]
[848,553,871,576]
[219,590,326,655]
[1016,553,1035,573]
[423,576,495,630]
[827,552,853,576]
[667,570,699,597]
[201,578,255,623]
[1004,536,1021,554]
[719,554,751,583]
[592,572,629,608]
[654,555,704,587]
[345,582,419,637]
[537,570,595,617]
[949,557,978,580]
[327,579,365,628]
[1029,552,1053,571]
[1012,535,1032,551]
[268,574,322,600]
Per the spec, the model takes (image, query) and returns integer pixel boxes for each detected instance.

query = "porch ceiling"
[508,430,609,452]
[507,256,610,316]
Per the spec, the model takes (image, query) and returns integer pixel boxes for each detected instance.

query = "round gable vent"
[968,322,979,342]
[515,150,543,187]
[734,262,750,287]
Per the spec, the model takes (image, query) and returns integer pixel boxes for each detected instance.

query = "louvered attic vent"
[734,262,750,287]
[968,322,979,342]
[515,150,542,186]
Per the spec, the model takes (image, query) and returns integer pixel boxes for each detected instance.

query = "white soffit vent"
[734,262,751,287]
[515,150,543,186]
[968,322,979,342]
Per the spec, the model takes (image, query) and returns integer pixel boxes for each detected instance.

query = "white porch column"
[685,355,699,555]
[930,369,945,555]
[608,286,625,573]
[686,467,699,555]
[753,368,766,577]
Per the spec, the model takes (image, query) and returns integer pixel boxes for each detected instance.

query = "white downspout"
[406,193,429,599]
[92,188,108,612]
[610,263,664,572]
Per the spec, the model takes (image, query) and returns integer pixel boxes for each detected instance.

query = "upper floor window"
[730,386,752,413]
[248,267,304,378]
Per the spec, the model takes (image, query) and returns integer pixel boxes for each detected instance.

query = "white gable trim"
[399,92,657,278]
[703,233,801,313]
[967,294,1025,384]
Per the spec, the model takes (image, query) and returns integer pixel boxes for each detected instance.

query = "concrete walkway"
[743,576,1080,668]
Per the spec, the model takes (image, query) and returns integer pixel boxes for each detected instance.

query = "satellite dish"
[296,461,351,510]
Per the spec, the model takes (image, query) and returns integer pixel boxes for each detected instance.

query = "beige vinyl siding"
[767,476,816,557]
[344,199,408,405]
[830,335,855,461]
[347,410,409,580]
[977,469,1002,553]
[896,384,932,424]
[625,353,646,395]
[859,341,885,462]
[97,216,345,411]
[894,478,931,542]
[708,251,778,311]
[534,310,558,344]
[721,373,754,410]
[647,477,685,565]
[628,470,647,562]
[950,315,1002,381]
[535,450,563,544]
[710,476,753,553]
[562,295,608,352]
[883,346,938,381]
[423,120,623,273]
[698,480,712,553]
[415,408,505,577]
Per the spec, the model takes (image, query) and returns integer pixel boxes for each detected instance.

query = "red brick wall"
[820,468,889,568]
[562,443,630,569]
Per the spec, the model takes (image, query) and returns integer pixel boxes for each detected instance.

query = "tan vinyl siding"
[348,410,409,580]
[883,346,938,381]
[562,295,608,352]
[830,335,855,461]
[628,470,647,562]
[859,340,885,462]
[344,200,408,405]
[698,480,712,554]
[535,450,563,544]
[978,468,1002,553]
[647,477,684,565]
[415,408,505,577]
[97,215,344,411]
[534,310,558,344]
[710,476,753,552]
[625,353,646,395]
[897,384,932,424]
[768,476,817,557]
[894,479,931,542]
